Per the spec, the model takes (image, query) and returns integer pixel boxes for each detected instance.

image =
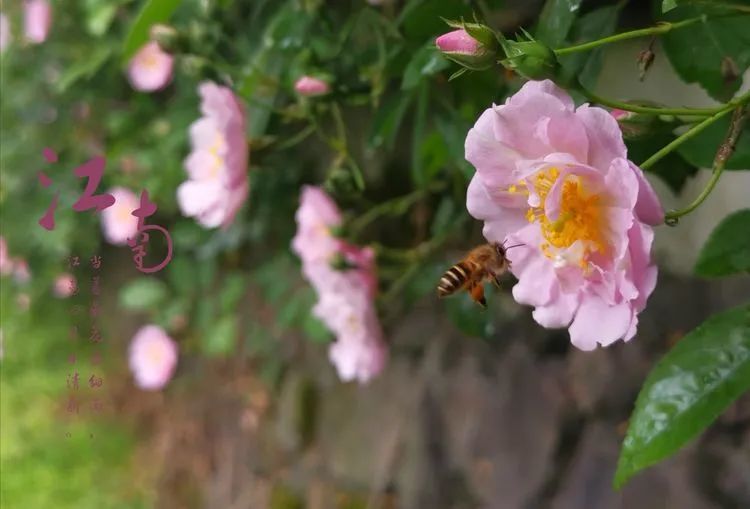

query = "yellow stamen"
[513,167,606,265]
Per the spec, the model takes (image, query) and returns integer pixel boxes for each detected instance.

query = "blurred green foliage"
[1,0,750,502]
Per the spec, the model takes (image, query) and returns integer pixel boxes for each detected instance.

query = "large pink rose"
[292,186,387,383]
[465,80,663,350]
[177,82,249,228]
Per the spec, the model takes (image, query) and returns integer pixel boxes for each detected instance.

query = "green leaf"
[119,277,169,311]
[694,209,750,277]
[122,0,183,63]
[239,2,313,137]
[660,5,750,101]
[559,5,621,88]
[303,313,331,343]
[368,93,414,150]
[662,0,678,12]
[401,43,449,90]
[55,46,112,93]
[627,126,698,193]
[201,316,237,357]
[535,0,584,47]
[614,304,750,488]
[219,273,247,313]
[677,115,750,170]
[445,289,496,339]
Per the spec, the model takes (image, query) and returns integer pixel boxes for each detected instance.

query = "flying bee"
[437,242,521,308]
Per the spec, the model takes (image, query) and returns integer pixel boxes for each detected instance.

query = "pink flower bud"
[23,0,51,44]
[610,109,630,120]
[294,76,330,97]
[435,29,479,55]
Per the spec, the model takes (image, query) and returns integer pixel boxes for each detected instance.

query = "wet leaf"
[694,209,750,277]
[615,304,750,488]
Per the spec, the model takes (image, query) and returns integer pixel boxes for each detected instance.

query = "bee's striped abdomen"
[437,262,470,297]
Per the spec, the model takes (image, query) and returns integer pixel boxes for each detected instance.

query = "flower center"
[510,167,606,266]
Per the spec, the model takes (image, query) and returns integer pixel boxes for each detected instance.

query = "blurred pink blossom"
[465,80,663,351]
[435,29,479,55]
[101,187,140,245]
[13,259,31,283]
[0,13,10,52]
[53,273,76,298]
[0,237,13,275]
[128,325,178,390]
[23,0,51,44]
[177,81,249,228]
[127,41,174,92]
[294,76,330,97]
[292,186,387,383]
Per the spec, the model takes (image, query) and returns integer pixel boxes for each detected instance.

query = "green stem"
[641,109,733,170]
[641,90,750,171]
[349,182,446,240]
[555,18,702,56]
[663,104,749,224]
[575,82,720,116]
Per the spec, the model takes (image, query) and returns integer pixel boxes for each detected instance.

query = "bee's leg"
[491,274,502,288]
[470,283,487,309]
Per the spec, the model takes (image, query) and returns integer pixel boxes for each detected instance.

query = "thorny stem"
[554,18,704,57]
[641,89,750,172]
[663,104,748,225]
[640,108,734,171]
[310,104,366,190]
[349,181,447,240]
[575,81,720,116]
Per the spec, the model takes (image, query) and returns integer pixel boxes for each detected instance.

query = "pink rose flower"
[127,41,174,92]
[23,0,51,44]
[0,13,11,52]
[0,237,13,276]
[128,325,178,390]
[435,29,480,55]
[294,76,330,97]
[53,273,76,298]
[101,187,140,245]
[177,81,249,228]
[465,80,663,351]
[292,186,388,383]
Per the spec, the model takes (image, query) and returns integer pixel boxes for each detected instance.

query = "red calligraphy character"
[66,395,80,414]
[71,156,115,212]
[67,371,79,390]
[90,326,102,344]
[127,190,173,273]
[90,398,104,413]
[90,255,101,269]
[68,255,80,268]
[91,275,100,296]
[89,301,100,318]
[37,149,61,230]
[69,278,79,296]
[38,170,59,231]
[88,374,103,388]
